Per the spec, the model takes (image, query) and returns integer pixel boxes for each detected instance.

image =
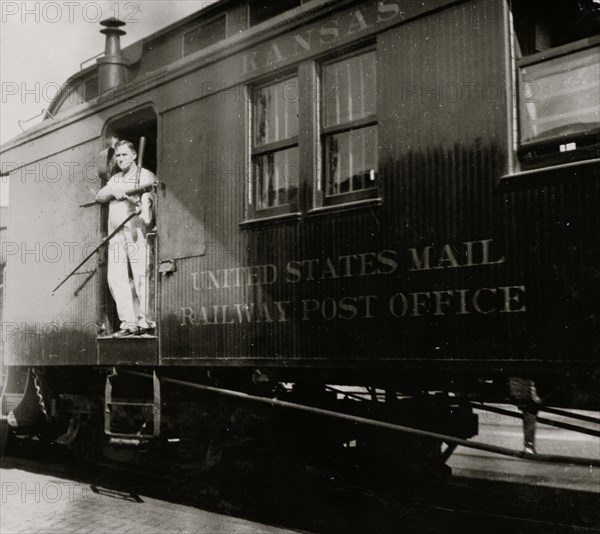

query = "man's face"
[115,145,136,172]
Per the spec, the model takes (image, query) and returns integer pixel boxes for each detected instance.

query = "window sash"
[321,49,378,202]
[254,146,299,211]
[322,51,376,128]
[323,125,378,198]
[253,77,299,147]
[252,136,299,157]
[518,44,599,145]
[251,76,299,214]
[322,115,377,137]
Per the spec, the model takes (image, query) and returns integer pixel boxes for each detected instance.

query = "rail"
[539,405,600,425]
[468,402,600,438]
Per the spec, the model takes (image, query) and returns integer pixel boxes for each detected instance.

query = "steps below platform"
[97,336,158,365]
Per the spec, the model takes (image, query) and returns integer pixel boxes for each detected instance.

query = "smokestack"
[97,17,128,94]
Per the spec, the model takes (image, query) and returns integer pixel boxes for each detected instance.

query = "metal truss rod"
[123,371,600,468]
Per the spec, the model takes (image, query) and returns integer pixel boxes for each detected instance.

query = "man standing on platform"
[96,140,156,337]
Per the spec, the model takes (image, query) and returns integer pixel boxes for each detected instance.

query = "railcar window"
[511,0,599,56]
[249,0,302,27]
[321,50,378,203]
[511,0,600,168]
[183,15,226,57]
[519,48,599,145]
[251,77,299,212]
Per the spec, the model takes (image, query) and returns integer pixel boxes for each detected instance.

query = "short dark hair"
[114,140,136,153]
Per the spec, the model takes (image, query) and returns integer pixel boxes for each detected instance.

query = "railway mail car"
[1,0,599,475]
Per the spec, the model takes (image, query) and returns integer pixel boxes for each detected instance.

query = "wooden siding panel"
[374,0,512,360]
[4,140,103,365]
[159,91,251,359]
[500,167,600,361]
[158,0,521,364]
[3,0,599,371]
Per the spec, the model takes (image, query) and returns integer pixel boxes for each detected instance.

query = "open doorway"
[99,106,158,336]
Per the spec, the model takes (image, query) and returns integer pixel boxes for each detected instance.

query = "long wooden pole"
[53,137,149,293]
[52,211,138,294]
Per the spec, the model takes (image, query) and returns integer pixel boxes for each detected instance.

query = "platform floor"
[0,466,298,534]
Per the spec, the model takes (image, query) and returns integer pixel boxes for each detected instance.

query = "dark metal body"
[1,0,598,403]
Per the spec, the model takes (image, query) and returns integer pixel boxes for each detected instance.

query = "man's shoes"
[112,324,155,337]
[137,326,155,336]
[523,445,536,455]
[137,321,156,336]
[112,328,139,338]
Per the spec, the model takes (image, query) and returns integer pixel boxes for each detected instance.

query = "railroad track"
[3,437,598,534]
[329,477,599,533]
[409,501,599,533]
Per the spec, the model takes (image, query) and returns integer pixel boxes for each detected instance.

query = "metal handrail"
[80,52,104,70]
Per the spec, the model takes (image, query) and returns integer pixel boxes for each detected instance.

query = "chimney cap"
[100,17,126,29]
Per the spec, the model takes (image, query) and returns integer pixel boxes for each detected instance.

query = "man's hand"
[97,186,127,202]
[112,187,129,200]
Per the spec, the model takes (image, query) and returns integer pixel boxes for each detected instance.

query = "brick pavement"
[0,467,298,534]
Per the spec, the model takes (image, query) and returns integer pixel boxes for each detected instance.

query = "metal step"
[104,371,161,443]
[97,336,158,366]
